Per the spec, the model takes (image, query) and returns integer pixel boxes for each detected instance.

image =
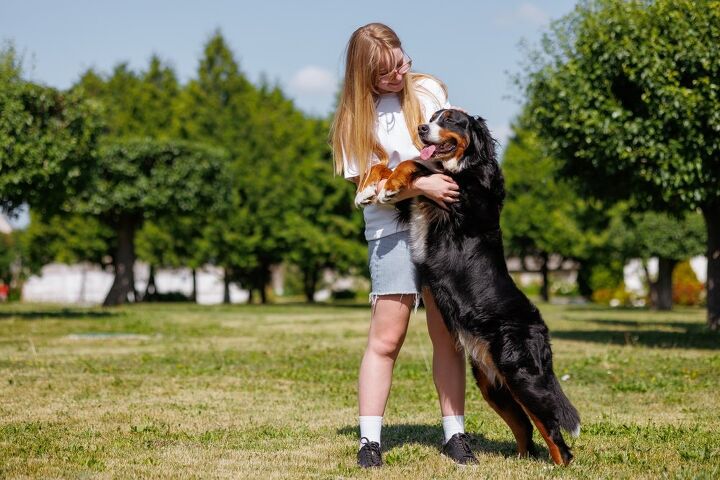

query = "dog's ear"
[469,116,496,162]
[469,116,505,204]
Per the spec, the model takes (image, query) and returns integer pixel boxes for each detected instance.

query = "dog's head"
[418,109,496,173]
[419,109,504,203]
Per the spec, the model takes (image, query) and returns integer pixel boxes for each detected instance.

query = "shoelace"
[456,433,474,458]
[359,437,381,457]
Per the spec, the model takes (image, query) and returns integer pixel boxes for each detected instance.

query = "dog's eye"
[444,117,455,124]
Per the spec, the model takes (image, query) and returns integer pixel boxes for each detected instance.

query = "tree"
[174,32,304,303]
[0,46,101,216]
[607,211,706,310]
[67,139,229,306]
[283,118,365,302]
[20,212,113,274]
[18,213,113,303]
[136,216,205,301]
[68,58,232,306]
[501,124,588,301]
[523,0,720,328]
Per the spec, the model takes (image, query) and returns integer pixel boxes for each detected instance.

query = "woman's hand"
[413,174,460,209]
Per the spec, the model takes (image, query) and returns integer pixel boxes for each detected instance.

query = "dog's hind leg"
[469,361,537,458]
[504,380,574,466]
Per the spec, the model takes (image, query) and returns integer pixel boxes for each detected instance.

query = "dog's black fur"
[393,109,580,465]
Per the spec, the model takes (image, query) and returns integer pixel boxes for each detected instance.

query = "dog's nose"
[418,124,429,135]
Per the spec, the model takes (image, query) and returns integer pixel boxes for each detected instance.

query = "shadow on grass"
[0,308,117,321]
[553,318,720,349]
[337,423,534,459]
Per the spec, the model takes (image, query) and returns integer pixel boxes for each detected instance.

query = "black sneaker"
[442,433,478,465]
[357,437,382,468]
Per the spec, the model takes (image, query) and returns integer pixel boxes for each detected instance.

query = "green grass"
[1,302,719,479]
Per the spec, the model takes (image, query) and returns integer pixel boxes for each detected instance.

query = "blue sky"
[2,0,579,226]
[2,0,578,141]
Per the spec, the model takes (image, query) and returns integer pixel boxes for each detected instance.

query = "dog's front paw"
[377,188,399,204]
[355,184,378,207]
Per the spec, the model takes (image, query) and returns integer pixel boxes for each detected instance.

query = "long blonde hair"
[330,23,446,185]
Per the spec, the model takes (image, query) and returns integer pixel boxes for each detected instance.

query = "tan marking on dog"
[458,331,502,386]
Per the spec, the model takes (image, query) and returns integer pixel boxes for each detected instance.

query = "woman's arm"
[376,174,459,209]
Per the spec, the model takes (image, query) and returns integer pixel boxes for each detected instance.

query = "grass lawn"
[1,301,719,479]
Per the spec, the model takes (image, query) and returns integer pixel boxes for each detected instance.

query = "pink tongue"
[420,145,436,160]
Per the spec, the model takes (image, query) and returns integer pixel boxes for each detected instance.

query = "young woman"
[330,23,476,468]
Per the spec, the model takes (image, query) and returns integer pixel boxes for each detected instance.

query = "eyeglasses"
[377,54,412,83]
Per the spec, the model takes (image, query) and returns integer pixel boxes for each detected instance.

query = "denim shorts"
[367,230,421,309]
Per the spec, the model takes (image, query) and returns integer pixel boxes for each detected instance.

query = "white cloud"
[289,66,337,95]
[516,2,549,26]
[495,2,549,28]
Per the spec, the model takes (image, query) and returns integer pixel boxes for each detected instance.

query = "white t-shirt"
[343,77,451,240]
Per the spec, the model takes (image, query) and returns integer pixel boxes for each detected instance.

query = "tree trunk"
[576,261,593,298]
[539,252,550,302]
[257,265,270,304]
[143,264,157,300]
[191,268,197,303]
[103,216,137,306]
[652,257,676,311]
[703,205,720,330]
[642,260,657,307]
[223,268,231,304]
[303,265,319,303]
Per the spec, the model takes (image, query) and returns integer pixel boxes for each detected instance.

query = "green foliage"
[524,0,720,212]
[18,213,113,275]
[282,118,365,300]
[589,260,625,292]
[501,121,621,299]
[69,138,229,225]
[607,209,706,261]
[173,32,364,300]
[522,0,720,323]
[74,55,179,139]
[7,32,364,304]
[0,46,102,215]
[501,123,589,260]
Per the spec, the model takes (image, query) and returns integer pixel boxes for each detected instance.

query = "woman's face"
[375,47,411,94]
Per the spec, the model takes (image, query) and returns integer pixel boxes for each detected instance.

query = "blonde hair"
[330,23,447,185]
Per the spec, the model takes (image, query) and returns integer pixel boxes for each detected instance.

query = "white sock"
[442,415,465,443]
[359,416,383,448]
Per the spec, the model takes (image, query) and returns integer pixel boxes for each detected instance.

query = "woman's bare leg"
[423,287,465,416]
[358,294,414,415]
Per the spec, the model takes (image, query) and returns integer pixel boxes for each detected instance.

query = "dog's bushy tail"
[549,373,581,437]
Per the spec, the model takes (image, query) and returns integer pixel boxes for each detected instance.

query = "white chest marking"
[409,204,429,264]
[444,156,462,173]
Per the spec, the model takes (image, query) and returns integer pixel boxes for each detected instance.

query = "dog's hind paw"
[377,188,399,204]
[354,185,377,207]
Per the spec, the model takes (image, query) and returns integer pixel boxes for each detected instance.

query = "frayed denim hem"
[369,292,421,314]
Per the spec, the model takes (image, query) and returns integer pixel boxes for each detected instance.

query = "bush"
[589,261,624,292]
[672,261,705,306]
[331,289,357,300]
[143,291,192,302]
[591,282,638,307]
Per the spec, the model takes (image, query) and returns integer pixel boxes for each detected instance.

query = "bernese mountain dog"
[355,109,580,466]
